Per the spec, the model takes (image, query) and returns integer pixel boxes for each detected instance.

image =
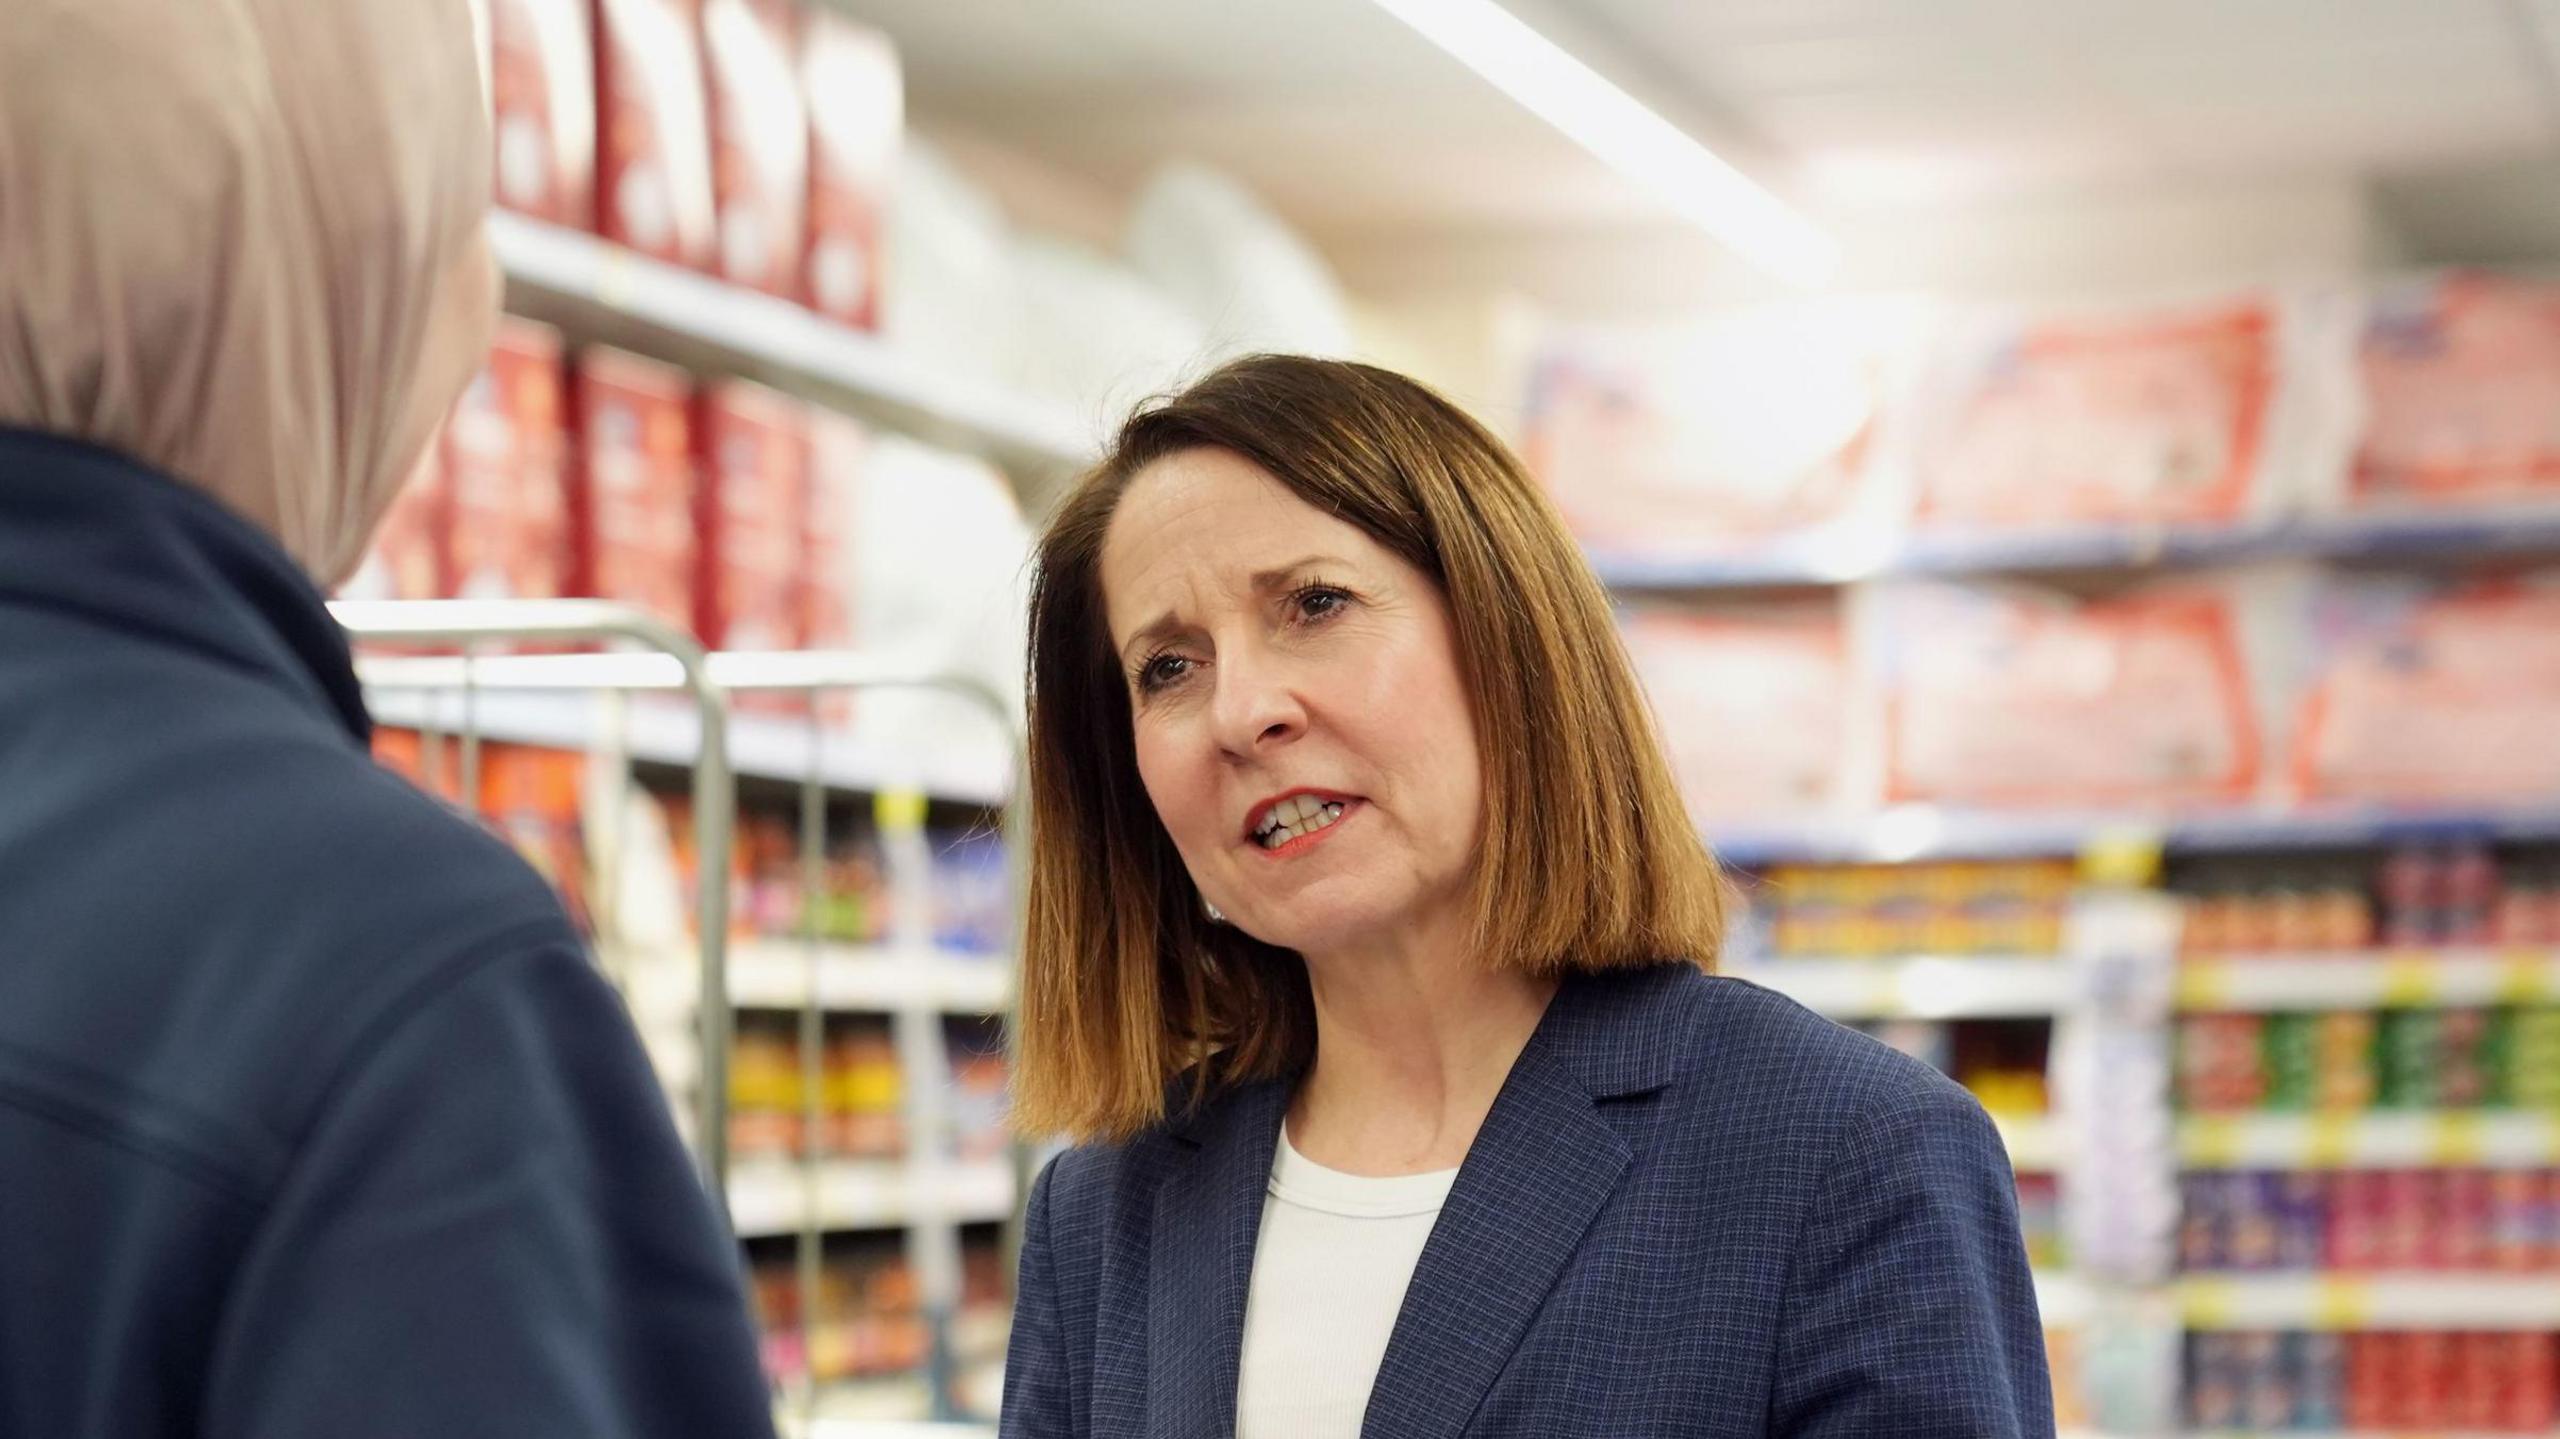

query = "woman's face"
[1100,446,1485,959]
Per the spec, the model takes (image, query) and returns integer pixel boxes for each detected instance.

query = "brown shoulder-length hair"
[1011,355,1727,1143]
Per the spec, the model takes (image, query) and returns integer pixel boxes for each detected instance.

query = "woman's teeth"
[1257,796,1346,849]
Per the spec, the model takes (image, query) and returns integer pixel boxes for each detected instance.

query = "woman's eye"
[1295,587,1350,622]
[1137,654,1192,693]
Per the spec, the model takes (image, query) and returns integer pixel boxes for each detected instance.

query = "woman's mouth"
[1248,794,1356,852]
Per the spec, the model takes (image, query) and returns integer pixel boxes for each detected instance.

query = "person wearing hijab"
[0,3,777,1436]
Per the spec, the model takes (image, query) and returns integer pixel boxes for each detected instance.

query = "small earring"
[1203,896,1227,925]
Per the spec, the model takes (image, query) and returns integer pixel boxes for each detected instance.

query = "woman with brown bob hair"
[1001,356,2049,1437]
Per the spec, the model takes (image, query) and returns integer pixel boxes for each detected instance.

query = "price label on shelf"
[2498,951,2554,1005]
[2185,1115,2241,1168]
[2174,963,2228,1011]
[1865,963,1903,1017]
[2313,1277,2374,1331]
[2182,1278,2236,1329]
[2427,1111,2486,1166]
[2305,1114,2356,1168]
[2379,954,2436,1007]
[873,788,929,835]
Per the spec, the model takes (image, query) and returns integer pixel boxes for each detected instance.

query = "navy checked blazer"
[1000,960,2053,1437]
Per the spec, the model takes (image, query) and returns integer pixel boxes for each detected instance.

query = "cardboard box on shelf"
[1914,298,2279,531]
[1875,578,2266,808]
[340,446,449,601]
[486,0,595,225]
[570,346,698,634]
[800,12,902,330]
[701,0,808,299]
[692,378,809,651]
[2292,570,2560,803]
[594,0,716,268]
[446,318,572,603]
[2356,273,2560,509]
[1618,601,1855,823]
[1522,299,1922,556]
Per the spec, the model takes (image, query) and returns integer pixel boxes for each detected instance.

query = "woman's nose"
[1209,646,1305,756]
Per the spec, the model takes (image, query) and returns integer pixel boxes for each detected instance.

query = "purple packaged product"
[2181,1172,2228,1271]
[2276,1171,2328,1270]
[2226,1172,2283,1271]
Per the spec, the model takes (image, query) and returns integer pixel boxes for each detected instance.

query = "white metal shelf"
[364,686,1010,805]
[1709,803,2560,867]
[2179,1111,2560,1170]
[2179,1273,2560,1331]
[730,941,1012,1013]
[1742,955,2076,1019]
[1591,504,2560,593]
[728,1156,1016,1239]
[2035,1270,2093,1328]
[1995,1114,2066,1172]
[491,211,1094,478]
[2177,950,2560,1012]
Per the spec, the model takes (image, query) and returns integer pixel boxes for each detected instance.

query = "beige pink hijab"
[0,0,497,585]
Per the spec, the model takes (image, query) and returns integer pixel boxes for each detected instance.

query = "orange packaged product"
[570,347,699,634]
[1916,300,2275,530]
[445,318,572,603]
[594,0,716,268]
[486,0,595,225]
[799,12,901,330]
[2357,274,2560,508]
[1879,579,2263,809]
[701,0,808,298]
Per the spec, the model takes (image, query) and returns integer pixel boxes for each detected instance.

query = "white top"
[1234,1126,1460,1439]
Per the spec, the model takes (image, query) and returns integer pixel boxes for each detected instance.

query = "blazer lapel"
[1358,1043,1630,1439]
[1146,1077,1289,1439]
[1360,964,1702,1439]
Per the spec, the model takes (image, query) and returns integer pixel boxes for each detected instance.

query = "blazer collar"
[1145,961,1706,1439]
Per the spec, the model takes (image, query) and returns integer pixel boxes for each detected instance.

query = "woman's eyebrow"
[1247,554,1352,589]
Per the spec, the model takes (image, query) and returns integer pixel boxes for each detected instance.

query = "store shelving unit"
[490,211,1094,480]
[1592,506,2560,593]
[2180,1274,2560,1331]
[2177,1111,2560,1169]
[728,1156,1018,1240]
[728,941,1013,1014]
[1741,954,2075,1020]
[1709,803,2560,869]
[2175,951,2560,1012]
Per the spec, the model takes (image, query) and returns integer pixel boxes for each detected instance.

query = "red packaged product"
[2374,1170,2435,1270]
[2398,1330,2455,1427]
[692,378,808,651]
[701,0,807,297]
[595,0,716,268]
[570,347,698,634]
[2327,1171,2384,1271]
[446,319,572,603]
[486,0,595,224]
[2440,1168,2493,1270]
[800,12,901,329]
[2343,1332,2391,1430]
[341,445,449,601]
[2502,1330,2560,1429]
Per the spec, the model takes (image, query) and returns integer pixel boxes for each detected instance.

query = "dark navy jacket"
[0,430,775,1438]
[1002,962,2054,1437]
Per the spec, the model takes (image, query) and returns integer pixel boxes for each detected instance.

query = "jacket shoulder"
[1670,972,2000,1150]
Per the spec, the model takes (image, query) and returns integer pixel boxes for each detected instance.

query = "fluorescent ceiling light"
[1366,0,1839,287]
